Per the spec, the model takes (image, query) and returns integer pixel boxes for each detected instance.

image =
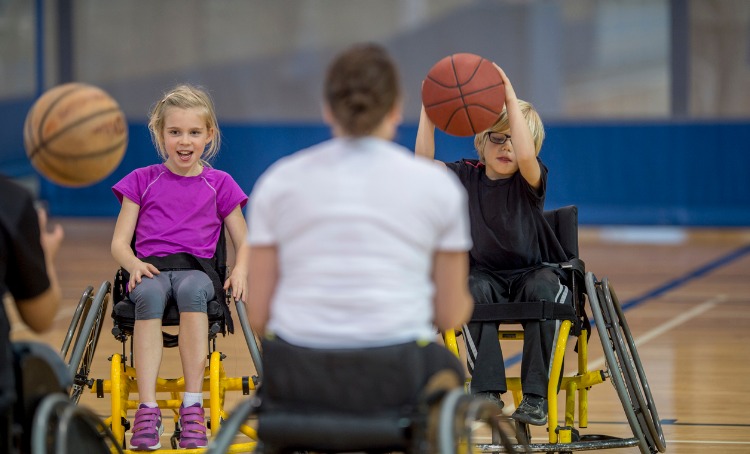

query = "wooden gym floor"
[7,217,750,453]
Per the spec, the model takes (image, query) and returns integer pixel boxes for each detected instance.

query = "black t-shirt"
[0,176,51,411]
[445,159,566,273]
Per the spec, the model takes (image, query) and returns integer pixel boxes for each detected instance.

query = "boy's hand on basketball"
[419,104,435,129]
[128,260,160,289]
[493,64,517,103]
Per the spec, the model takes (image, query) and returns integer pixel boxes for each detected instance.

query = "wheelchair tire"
[586,272,651,454]
[60,286,94,360]
[31,393,123,454]
[462,398,523,453]
[601,278,666,453]
[66,281,111,404]
[438,389,525,454]
[235,299,264,382]
[205,398,257,454]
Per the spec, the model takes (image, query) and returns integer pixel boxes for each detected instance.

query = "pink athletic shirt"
[112,163,247,259]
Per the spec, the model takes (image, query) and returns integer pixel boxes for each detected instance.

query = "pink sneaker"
[130,404,163,451]
[179,403,208,448]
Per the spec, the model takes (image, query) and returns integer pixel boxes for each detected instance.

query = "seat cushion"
[112,297,225,329]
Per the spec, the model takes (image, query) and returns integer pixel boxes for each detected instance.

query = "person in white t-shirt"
[239,44,474,443]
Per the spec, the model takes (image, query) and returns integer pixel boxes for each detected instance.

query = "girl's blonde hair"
[473,99,545,164]
[148,84,221,163]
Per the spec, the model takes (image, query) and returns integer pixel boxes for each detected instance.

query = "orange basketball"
[421,53,505,137]
[24,82,128,187]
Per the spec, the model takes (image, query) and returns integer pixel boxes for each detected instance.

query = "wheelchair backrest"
[543,205,579,261]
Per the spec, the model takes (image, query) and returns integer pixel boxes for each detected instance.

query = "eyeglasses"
[486,132,511,145]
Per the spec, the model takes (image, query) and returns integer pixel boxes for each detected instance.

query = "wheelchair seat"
[110,225,233,346]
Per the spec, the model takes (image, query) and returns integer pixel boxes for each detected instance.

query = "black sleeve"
[522,158,548,208]
[2,183,50,302]
[445,159,479,187]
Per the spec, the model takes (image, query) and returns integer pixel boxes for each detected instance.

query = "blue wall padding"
[0,97,35,177]
[540,121,750,225]
[4,120,749,226]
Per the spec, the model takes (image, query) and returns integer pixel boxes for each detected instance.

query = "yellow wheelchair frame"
[61,228,264,452]
[443,206,666,454]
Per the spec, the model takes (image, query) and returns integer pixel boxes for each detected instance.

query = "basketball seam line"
[36,136,128,161]
[422,83,505,108]
[424,76,504,92]
[28,84,87,160]
[30,107,124,159]
[31,138,126,184]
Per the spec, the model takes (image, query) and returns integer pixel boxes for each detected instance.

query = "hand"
[493,64,518,103]
[127,260,160,289]
[224,267,247,302]
[37,206,64,261]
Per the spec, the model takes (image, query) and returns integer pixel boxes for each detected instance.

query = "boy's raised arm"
[496,66,542,189]
[415,104,445,167]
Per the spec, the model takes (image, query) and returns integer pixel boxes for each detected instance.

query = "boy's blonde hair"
[473,99,545,164]
[148,84,221,163]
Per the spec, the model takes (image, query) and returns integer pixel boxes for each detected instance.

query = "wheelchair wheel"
[65,281,111,404]
[235,299,264,382]
[602,278,666,453]
[438,389,525,454]
[60,286,94,360]
[205,398,258,454]
[586,272,652,454]
[31,393,123,454]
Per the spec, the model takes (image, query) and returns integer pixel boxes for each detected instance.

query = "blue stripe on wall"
[1,119,747,225]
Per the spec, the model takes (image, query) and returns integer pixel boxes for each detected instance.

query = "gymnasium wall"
[1,0,749,225]
[27,120,748,226]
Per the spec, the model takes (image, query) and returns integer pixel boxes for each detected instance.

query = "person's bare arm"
[431,250,473,331]
[223,205,248,301]
[16,208,63,333]
[415,105,446,168]
[496,65,541,189]
[245,245,279,335]
[111,197,159,289]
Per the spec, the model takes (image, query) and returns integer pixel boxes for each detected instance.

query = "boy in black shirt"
[415,66,571,426]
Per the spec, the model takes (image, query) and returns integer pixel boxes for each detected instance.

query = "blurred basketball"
[421,53,505,137]
[24,82,128,187]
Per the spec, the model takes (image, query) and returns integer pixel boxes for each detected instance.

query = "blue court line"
[504,242,750,367]
[585,419,750,428]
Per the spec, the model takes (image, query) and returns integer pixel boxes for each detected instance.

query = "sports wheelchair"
[442,206,667,454]
[60,226,264,452]
[208,338,525,454]
[10,340,122,454]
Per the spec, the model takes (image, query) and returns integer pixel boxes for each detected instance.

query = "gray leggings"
[129,270,214,320]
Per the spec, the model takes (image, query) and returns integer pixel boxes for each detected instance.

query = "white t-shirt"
[247,136,471,348]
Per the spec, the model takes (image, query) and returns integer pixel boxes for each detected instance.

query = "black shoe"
[476,392,504,410]
[511,395,547,426]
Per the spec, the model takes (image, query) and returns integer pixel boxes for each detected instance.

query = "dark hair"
[324,43,400,137]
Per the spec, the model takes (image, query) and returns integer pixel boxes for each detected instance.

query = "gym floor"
[7,218,750,453]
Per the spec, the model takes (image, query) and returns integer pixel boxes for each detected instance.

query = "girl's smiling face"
[162,106,213,176]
